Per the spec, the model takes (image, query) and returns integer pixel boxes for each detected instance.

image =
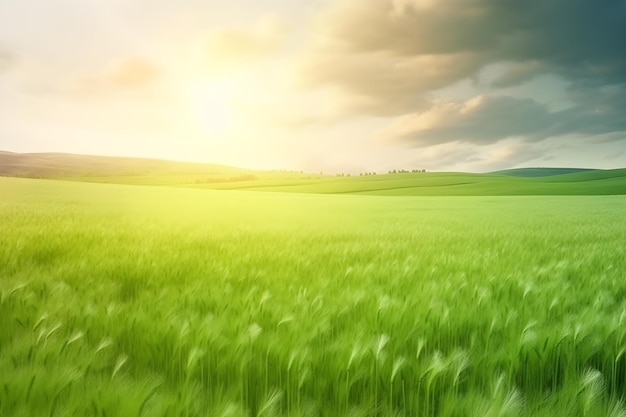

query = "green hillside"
[0,151,244,178]
[58,170,626,196]
[1,151,625,195]
[491,167,598,177]
[541,168,626,182]
[182,170,626,196]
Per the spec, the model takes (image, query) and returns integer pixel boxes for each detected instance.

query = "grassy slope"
[67,170,626,195]
[183,170,626,195]
[2,177,626,416]
[542,168,626,182]
[0,151,245,177]
[2,151,625,195]
[491,167,598,177]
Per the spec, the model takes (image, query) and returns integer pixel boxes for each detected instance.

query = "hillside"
[490,167,598,177]
[1,151,625,195]
[188,170,625,196]
[0,151,245,178]
[44,169,626,196]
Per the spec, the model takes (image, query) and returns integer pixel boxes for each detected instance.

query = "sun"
[188,79,241,137]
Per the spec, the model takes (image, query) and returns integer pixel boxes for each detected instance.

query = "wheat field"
[1,177,626,416]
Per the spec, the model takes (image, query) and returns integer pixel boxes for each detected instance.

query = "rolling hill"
[490,167,598,177]
[1,151,625,195]
[0,151,245,178]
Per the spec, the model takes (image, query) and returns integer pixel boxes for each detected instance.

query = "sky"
[1,0,625,173]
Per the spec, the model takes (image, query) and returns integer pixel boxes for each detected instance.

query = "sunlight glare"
[189,80,241,137]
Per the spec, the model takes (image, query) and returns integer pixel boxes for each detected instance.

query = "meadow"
[1,176,626,416]
[3,151,625,196]
[63,168,626,196]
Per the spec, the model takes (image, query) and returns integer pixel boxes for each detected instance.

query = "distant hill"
[490,168,598,177]
[1,151,625,195]
[0,151,245,178]
[541,168,626,182]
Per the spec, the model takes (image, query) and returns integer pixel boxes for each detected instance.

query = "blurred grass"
[1,177,626,416]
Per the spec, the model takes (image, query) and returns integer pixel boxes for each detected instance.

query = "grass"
[1,177,626,416]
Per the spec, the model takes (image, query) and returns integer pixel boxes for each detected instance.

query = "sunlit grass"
[1,177,625,416]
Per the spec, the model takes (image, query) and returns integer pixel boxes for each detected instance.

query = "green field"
[491,168,599,177]
[2,177,626,416]
[2,151,625,196]
[27,168,615,199]
[63,168,626,196]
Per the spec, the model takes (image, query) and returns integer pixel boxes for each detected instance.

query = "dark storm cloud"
[384,95,556,146]
[317,0,626,87]
[385,87,626,146]
[561,84,626,135]
[306,0,626,145]
[490,0,626,86]
[490,61,543,88]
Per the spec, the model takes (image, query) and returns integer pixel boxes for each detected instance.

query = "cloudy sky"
[1,0,625,173]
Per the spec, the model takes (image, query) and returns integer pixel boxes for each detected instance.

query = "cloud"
[314,0,626,84]
[396,139,547,172]
[472,141,546,171]
[298,0,626,147]
[605,150,624,160]
[105,58,161,88]
[303,0,626,108]
[381,95,554,146]
[300,50,480,115]
[69,57,162,96]
[381,90,626,147]
[0,51,161,98]
[202,16,290,74]
[0,45,18,73]
[559,84,626,136]
[490,61,543,88]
